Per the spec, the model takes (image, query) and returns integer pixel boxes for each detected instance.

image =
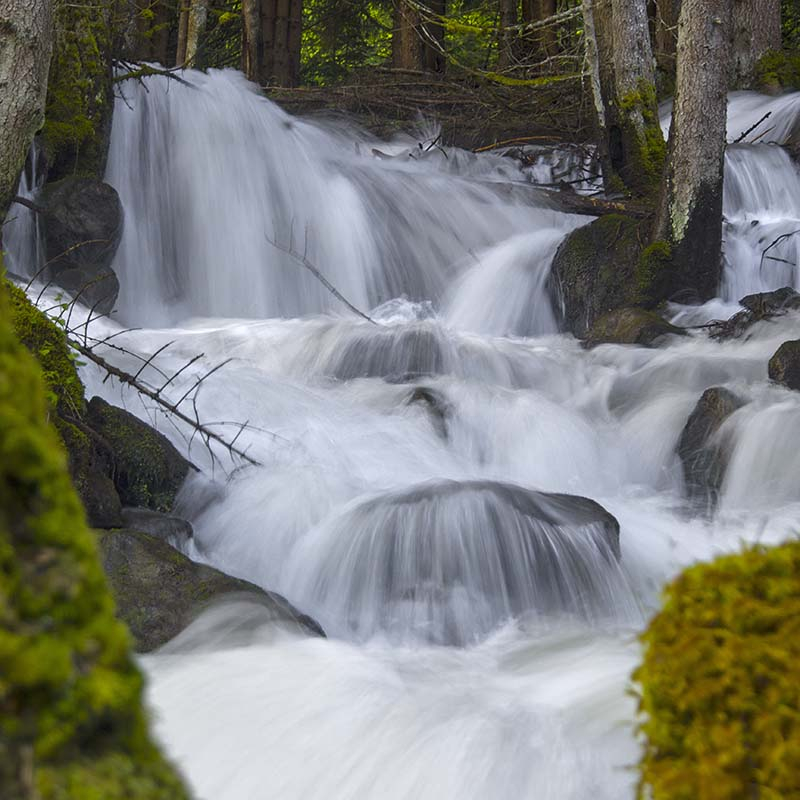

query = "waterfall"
[11,73,800,799]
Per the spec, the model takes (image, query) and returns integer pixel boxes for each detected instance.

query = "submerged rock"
[98,528,324,652]
[406,385,451,438]
[768,339,800,390]
[43,177,123,313]
[583,307,687,348]
[677,387,744,509]
[290,479,632,645]
[120,506,194,546]
[87,396,193,512]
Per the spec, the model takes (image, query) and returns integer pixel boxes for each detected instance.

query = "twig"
[732,111,771,144]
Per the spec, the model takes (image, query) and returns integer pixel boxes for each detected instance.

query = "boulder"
[583,307,687,348]
[43,178,123,313]
[97,528,324,651]
[87,396,193,512]
[768,339,800,390]
[677,387,744,509]
[120,506,194,546]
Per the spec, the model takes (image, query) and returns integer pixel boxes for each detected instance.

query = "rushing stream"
[7,72,800,798]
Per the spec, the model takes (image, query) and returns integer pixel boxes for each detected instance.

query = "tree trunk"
[242,0,301,86]
[497,0,518,69]
[176,2,190,65]
[0,0,53,224]
[609,0,664,194]
[731,0,781,87]
[654,0,732,301]
[393,0,424,70]
[185,0,208,66]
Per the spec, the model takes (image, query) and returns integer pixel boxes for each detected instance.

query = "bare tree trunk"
[176,2,190,65]
[242,0,302,85]
[655,0,732,301]
[497,0,518,69]
[422,0,446,72]
[393,0,424,70]
[0,0,53,224]
[731,0,781,87]
[533,0,557,57]
[185,0,208,66]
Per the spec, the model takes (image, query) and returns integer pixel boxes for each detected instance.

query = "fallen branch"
[733,111,771,144]
[760,228,800,273]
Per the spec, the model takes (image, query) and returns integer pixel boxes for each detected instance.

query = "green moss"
[0,259,188,798]
[636,240,673,306]
[43,0,113,180]
[4,280,85,418]
[618,80,666,193]
[635,540,800,799]
[755,49,800,91]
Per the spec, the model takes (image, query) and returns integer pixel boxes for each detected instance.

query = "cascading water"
[11,71,800,798]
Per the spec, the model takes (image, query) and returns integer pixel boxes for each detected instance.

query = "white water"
[9,73,800,799]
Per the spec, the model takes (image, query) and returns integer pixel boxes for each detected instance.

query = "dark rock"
[583,307,687,348]
[550,215,644,337]
[97,528,324,651]
[43,178,123,313]
[711,287,800,341]
[406,386,451,438]
[56,414,123,528]
[87,396,193,512]
[120,507,193,547]
[677,387,744,509]
[769,339,800,390]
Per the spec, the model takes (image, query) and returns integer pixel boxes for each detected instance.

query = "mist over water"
[8,71,800,799]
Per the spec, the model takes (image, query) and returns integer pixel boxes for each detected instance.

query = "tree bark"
[242,0,301,86]
[176,2,190,65]
[654,0,680,77]
[393,0,425,70]
[655,0,732,301]
[185,0,208,66]
[422,0,446,72]
[497,0,518,69]
[731,0,781,87]
[0,0,53,224]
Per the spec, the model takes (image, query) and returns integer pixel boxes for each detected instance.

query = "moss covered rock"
[0,262,188,798]
[550,215,650,336]
[583,307,686,349]
[44,0,114,181]
[755,49,800,92]
[98,527,325,652]
[86,396,193,512]
[635,540,800,799]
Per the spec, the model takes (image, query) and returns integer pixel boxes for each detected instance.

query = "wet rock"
[583,307,687,348]
[406,386,451,438]
[43,178,123,313]
[331,325,444,381]
[677,387,744,509]
[98,528,324,651]
[769,339,800,390]
[87,396,193,512]
[711,287,800,340]
[120,507,193,547]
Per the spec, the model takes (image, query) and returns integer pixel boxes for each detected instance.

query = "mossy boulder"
[676,387,744,511]
[635,540,800,799]
[97,528,325,652]
[550,215,654,337]
[768,339,800,390]
[87,396,193,512]
[583,307,687,349]
[0,261,188,798]
[43,0,114,181]
[43,178,123,314]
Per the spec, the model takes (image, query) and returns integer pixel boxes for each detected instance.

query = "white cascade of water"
[4,143,45,276]
[12,75,800,800]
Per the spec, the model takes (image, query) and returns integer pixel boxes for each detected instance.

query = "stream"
[7,71,800,799]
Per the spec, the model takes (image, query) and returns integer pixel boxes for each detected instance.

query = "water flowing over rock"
[768,339,800,390]
[285,480,632,645]
[583,307,687,348]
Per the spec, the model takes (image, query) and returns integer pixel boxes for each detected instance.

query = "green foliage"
[4,281,84,418]
[635,540,800,800]
[782,0,800,51]
[0,258,188,799]
[44,0,113,180]
[755,49,800,91]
